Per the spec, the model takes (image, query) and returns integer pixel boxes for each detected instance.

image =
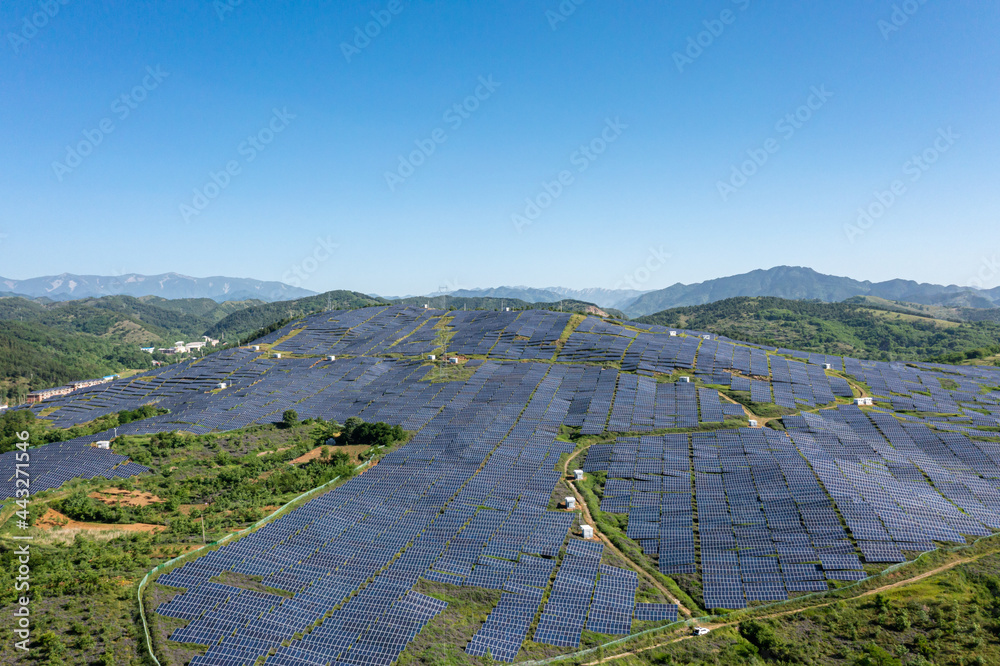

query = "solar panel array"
[770,357,838,409]
[141,356,609,665]
[633,602,678,622]
[586,565,638,635]
[0,441,148,500]
[532,540,604,647]
[8,305,1000,660]
[606,375,715,431]
[583,422,959,610]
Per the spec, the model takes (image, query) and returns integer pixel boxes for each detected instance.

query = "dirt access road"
[563,445,693,618]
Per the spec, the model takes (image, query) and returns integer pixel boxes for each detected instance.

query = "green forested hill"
[637,296,1000,362]
[0,295,244,341]
[135,295,264,322]
[845,295,1000,323]
[204,290,388,343]
[0,295,261,402]
[0,321,158,403]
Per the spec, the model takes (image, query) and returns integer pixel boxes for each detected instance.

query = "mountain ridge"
[429,285,646,309]
[0,272,315,303]
[622,266,1000,317]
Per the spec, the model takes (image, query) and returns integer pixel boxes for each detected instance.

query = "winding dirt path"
[563,445,693,618]
[716,392,778,427]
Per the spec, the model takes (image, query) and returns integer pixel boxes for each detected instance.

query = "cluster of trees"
[286,413,405,449]
[123,431,188,465]
[338,416,405,448]
[0,532,155,603]
[0,533,154,664]
[57,491,139,524]
[930,345,1000,365]
[76,417,408,530]
[117,404,167,424]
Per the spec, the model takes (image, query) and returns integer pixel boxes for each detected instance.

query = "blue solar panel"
[2,304,995,662]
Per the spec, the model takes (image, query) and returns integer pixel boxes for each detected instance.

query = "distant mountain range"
[0,273,315,303]
[429,268,1000,317]
[5,266,998,317]
[621,266,1000,317]
[430,286,645,309]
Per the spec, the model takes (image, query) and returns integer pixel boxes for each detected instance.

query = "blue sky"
[2,1,998,295]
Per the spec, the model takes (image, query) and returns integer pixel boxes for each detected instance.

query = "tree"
[281,409,299,428]
[855,643,901,666]
[338,419,404,448]
[341,416,363,441]
[739,620,781,654]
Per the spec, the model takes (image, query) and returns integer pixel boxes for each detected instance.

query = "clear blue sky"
[2,1,998,295]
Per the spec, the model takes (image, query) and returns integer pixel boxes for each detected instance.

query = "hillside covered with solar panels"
[7,304,1000,664]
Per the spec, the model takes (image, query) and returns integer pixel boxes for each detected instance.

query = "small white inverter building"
[574,469,584,481]
[581,525,594,539]
[565,497,576,510]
